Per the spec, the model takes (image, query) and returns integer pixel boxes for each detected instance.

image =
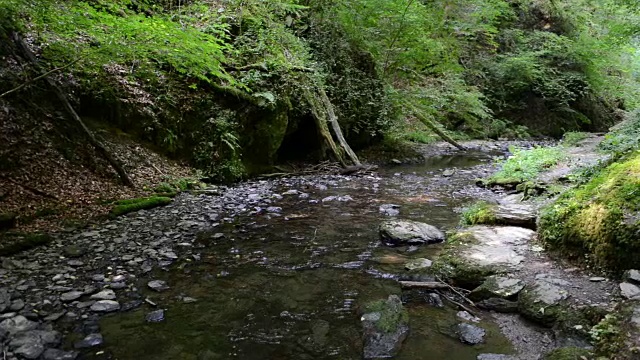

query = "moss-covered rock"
[461,202,537,229]
[538,152,640,271]
[0,232,52,256]
[517,280,570,326]
[361,295,410,359]
[469,276,525,302]
[543,347,592,360]
[111,197,172,217]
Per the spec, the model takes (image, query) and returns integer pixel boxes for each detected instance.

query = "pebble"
[90,289,116,300]
[589,277,606,282]
[148,280,170,292]
[74,333,103,349]
[42,348,79,360]
[90,300,120,313]
[146,309,165,323]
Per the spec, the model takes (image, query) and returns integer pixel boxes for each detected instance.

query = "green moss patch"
[111,197,173,217]
[460,201,497,226]
[485,146,565,187]
[544,347,592,360]
[538,152,640,271]
[363,297,409,333]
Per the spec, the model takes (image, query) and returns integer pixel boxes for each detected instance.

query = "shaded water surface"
[98,151,515,359]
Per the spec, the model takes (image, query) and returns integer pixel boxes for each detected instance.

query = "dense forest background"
[1,0,640,183]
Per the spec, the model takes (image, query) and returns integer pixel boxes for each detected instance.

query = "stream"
[2,142,596,360]
[92,147,524,359]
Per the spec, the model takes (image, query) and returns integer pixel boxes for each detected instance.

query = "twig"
[436,276,475,306]
[437,290,479,318]
[0,59,80,98]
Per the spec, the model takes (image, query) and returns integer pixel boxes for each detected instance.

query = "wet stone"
[457,311,480,323]
[425,293,444,308]
[589,277,606,282]
[90,300,120,313]
[148,280,170,292]
[42,348,79,360]
[146,309,165,323]
[109,282,126,290]
[14,342,44,359]
[379,220,445,246]
[60,291,83,302]
[9,299,25,312]
[67,260,84,267]
[518,280,570,326]
[457,323,486,345]
[0,288,10,312]
[405,258,432,271]
[74,333,103,349]
[362,295,409,359]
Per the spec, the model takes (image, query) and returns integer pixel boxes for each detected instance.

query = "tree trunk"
[303,88,347,167]
[11,32,134,187]
[409,105,467,151]
[318,88,362,166]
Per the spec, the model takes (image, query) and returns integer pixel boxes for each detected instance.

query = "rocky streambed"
[0,140,633,360]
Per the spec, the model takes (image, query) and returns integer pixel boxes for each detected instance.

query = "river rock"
[493,204,538,229]
[405,258,432,271]
[147,280,169,292]
[425,293,444,308]
[9,330,61,348]
[63,245,86,258]
[60,291,83,302]
[435,226,533,287]
[90,300,120,313]
[620,282,640,299]
[379,204,400,216]
[625,269,640,284]
[469,276,524,301]
[0,315,38,334]
[74,333,103,349]
[518,280,570,326]
[361,295,410,359]
[476,298,519,313]
[456,323,486,345]
[146,309,165,323]
[90,289,116,300]
[14,342,44,359]
[42,348,79,360]
[379,220,445,246]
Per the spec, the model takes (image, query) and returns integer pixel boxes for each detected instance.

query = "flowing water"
[95,150,521,360]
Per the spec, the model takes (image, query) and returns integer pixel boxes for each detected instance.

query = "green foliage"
[538,152,640,270]
[600,110,640,158]
[543,347,592,360]
[111,196,172,216]
[460,202,497,226]
[590,313,623,356]
[487,146,565,186]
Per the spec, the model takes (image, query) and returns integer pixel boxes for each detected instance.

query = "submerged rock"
[90,300,120,313]
[361,295,410,359]
[404,258,432,271]
[74,333,103,349]
[42,348,79,360]
[147,280,170,292]
[379,220,445,246]
[146,309,165,323]
[456,323,486,345]
[379,204,400,216]
[476,298,519,313]
[518,280,570,326]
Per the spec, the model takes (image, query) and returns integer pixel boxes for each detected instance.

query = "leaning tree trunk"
[408,105,466,151]
[318,88,362,166]
[303,88,347,167]
[11,32,134,187]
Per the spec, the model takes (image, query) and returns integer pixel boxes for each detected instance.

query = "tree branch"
[0,59,80,99]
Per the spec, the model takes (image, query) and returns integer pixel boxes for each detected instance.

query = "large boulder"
[379,220,445,246]
[361,295,410,359]
[518,280,570,326]
[432,226,534,288]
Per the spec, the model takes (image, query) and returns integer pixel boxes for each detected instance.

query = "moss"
[544,347,592,360]
[111,197,172,217]
[486,146,565,187]
[539,152,640,271]
[460,201,497,226]
[561,132,590,147]
[0,232,52,256]
[363,298,409,333]
[590,313,624,357]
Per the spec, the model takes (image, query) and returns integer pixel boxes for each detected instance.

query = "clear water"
[96,151,515,360]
